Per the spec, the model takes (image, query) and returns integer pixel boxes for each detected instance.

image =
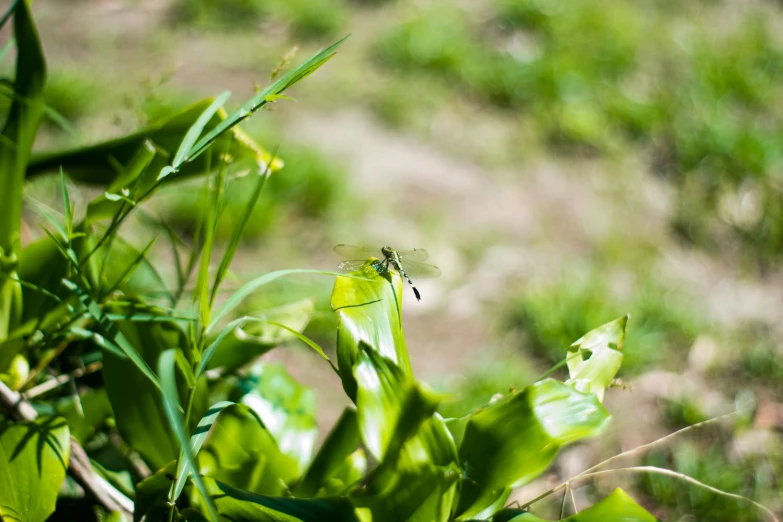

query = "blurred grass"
[503,268,703,374]
[372,0,783,267]
[156,142,346,242]
[170,0,348,39]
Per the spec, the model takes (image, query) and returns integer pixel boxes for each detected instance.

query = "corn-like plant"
[0,2,776,522]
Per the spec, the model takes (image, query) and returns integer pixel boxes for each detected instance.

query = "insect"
[334,244,441,301]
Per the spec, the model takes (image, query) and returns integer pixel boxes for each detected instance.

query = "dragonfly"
[334,244,441,301]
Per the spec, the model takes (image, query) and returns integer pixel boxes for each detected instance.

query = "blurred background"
[20,0,783,519]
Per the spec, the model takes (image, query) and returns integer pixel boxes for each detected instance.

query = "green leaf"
[198,403,298,496]
[55,387,112,444]
[186,37,347,163]
[200,478,360,522]
[205,299,315,373]
[566,315,628,402]
[171,401,234,501]
[63,279,161,391]
[0,0,46,255]
[210,151,273,305]
[159,349,219,522]
[0,416,70,522]
[101,313,203,469]
[455,380,611,519]
[354,345,440,463]
[353,415,461,522]
[84,140,157,223]
[295,408,364,498]
[17,237,70,327]
[499,489,656,522]
[236,363,318,473]
[166,90,231,176]
[207,269,348,334]
[27,98,283,185]
[331,264,411,402]
[134,461,177,522]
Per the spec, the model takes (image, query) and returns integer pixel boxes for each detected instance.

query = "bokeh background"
[20,0,783,519]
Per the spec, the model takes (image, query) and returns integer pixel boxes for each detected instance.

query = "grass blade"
[170,400,234,500]
[161,91,231,179]
[206,269,360,334]
[159,349,219,521]
[100,234,159,298]
[62,278,161,391]
[186,37,348,164]
[209,150,275,306]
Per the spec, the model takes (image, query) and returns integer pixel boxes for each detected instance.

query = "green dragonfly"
[334,244,441,301]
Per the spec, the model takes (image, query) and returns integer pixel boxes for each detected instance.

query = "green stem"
[167,383,198,522]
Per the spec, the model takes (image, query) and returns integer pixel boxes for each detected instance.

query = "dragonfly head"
[381,246,394,257]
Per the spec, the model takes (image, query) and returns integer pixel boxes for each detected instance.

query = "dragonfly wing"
[400,261,441,279]
[397,248,429,262]
[338,260,371,271]
[334,244,382,258]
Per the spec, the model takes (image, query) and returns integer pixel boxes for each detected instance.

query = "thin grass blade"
[62,279,161,391]
[206,269,361,334]
[170,400,234,500]
[210,151,275,306]
[186,37,348,163]
[158,349,219,521]
[162,90,231,179]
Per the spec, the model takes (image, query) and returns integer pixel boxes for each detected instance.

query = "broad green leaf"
[0,416,70,522]
[0,0,45,255]
[159,349,219,522]
[354,415,461,522]
[206,299,315,372]
[9,238,68,330]
[27,98,283,185]
[198,403,298,496]
[196,478,359,522]
[455,380,611,519]
[295,408,363,498]
[566,315,628,402]
[102,313,206,469]
[331,265,411,402]
[171,401,235,501]
[236,362,317,473]
[55,387,112,443]
[133,461,177,522]
[354,345,439,463]
[500,489,656,521]
[186,37,347,163]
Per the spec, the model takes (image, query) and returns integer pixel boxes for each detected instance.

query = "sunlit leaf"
[205,299,315,373]
[455,379,611,519]
[295,408,363,498]
[354,344,439,463]
[566,315,628,401]
[0,416,70,522]
[236,362,318,473]
[331,264,411,402]
[198,403,298,496]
